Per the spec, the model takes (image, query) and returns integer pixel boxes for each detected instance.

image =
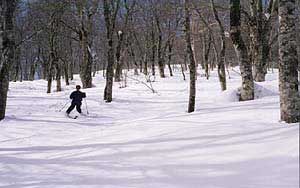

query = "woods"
[0,0,299,123]
[0,1,299,186]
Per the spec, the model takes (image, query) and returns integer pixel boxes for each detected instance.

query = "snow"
[0,67,299,188]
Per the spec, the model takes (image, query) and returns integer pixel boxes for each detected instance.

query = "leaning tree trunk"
[0,0,16,121]
[230,0,254,101]
[278,0,299,123]
[185,0,196,113]
[211,0,227,91]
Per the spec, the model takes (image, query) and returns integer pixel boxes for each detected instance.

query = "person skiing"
[66,85,86,115]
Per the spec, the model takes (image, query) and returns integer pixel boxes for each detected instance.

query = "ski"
[66,114,78,119]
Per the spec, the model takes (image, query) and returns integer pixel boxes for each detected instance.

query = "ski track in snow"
[0,68,299,188]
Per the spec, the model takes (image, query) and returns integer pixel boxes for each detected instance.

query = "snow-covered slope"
[0,67,298,188]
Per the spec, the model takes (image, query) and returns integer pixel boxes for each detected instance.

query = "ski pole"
[58,100,70,112]
[84,98,89,114]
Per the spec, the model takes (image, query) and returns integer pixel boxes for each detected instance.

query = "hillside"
[0,68,299,188]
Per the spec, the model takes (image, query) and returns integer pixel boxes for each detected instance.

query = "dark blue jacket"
[70,91,86,105]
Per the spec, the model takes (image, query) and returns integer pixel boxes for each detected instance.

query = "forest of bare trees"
[0,0,299,123]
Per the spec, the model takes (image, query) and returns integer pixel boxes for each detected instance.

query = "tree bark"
[0,0,16,120]
[230,0,254,101]
[278,0,299,123]
[185,0,196,113]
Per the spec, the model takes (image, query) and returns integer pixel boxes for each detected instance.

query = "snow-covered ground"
[0,67,299,188]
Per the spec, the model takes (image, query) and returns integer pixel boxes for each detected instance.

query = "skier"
[66,85,86,115]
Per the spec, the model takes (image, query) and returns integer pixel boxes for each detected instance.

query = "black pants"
[66,103,82,114]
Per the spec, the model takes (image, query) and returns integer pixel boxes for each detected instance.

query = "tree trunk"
[181,63,186,81]
[29,61,36,81]
[24,58,29,80]
[104,36,114,102]
[203,33,211,80]
[211,0,227,91]
[103,0,120,102]
[151,25,156,76]
[167,40,173,77]
[143,54,148,75]
[69,41,74,80]
[128,43,139,76]
[156,23,165,78]
[230,0,254,101]
[41,49,48,80]
[250,0,275,82]
[13,47,21,82]
[55,63,62,92]
[278,0,299,123]
[79,30,93,88]
[64,61,69,86]
[47,21,56,93]
[77,2,93,89]
[47,53,55,94]
[185,0,196,113]
[0,0,16,120]
[114,32,124,82]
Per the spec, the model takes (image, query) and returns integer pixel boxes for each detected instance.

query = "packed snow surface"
[0,67,299,188]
